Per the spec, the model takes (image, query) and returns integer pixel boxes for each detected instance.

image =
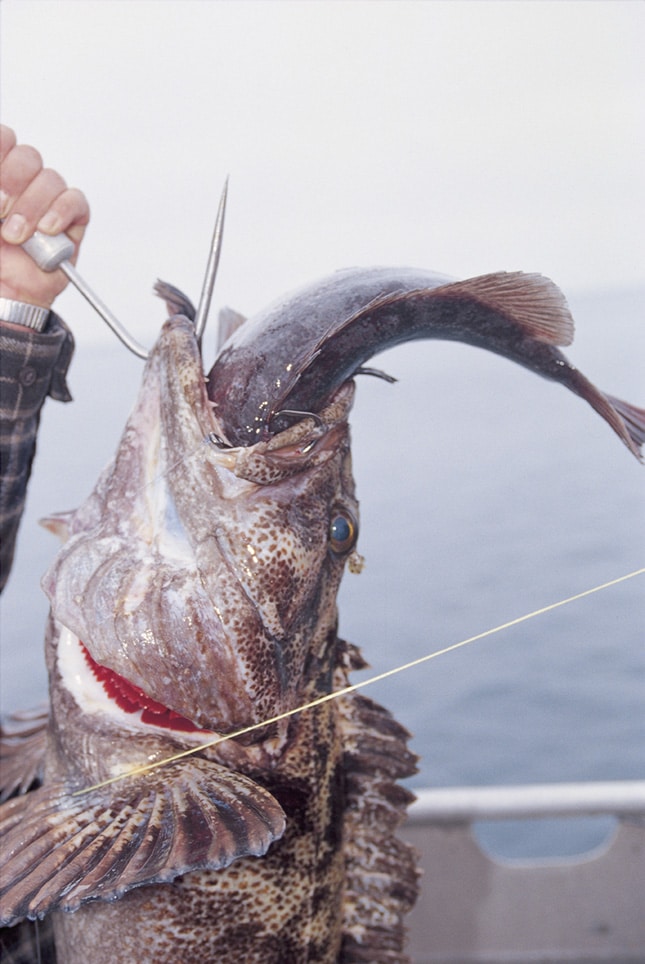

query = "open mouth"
[54,624,209,735]
[79,642,203,733]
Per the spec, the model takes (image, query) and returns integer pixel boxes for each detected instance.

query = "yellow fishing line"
[75,567,644,796]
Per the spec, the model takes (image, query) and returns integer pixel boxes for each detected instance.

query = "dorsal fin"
[216,306,247,351]
[426,272,575,347]
[153,280,196,322]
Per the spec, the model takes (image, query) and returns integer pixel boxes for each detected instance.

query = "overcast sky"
[1,1,643,351]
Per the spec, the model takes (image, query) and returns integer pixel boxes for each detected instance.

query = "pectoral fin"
[0,708,49,802]
[0,758,285,924]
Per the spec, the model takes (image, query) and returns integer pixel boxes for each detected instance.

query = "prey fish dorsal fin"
[216,306,247,352]
[430,271,575,346]
[152,282,246,350]
[0,759,285,925]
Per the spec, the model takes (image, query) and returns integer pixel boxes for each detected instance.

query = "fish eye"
[329,510,358,555]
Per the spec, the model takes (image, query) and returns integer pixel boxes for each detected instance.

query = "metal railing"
[401,781,645,964]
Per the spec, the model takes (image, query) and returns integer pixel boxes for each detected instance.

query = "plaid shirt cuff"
[0,312,75,592]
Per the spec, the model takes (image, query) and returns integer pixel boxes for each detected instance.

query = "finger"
[0,143,44,218]
[0,125,17,164]
[0,131,91,308]
[1,167,68,244]
[37,186,90,241]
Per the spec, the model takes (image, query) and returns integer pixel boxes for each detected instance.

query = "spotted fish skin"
[4,260,643,963]
[0,313,418,963]
[50,680,417,964]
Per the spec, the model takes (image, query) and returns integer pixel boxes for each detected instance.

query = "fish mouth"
[58,627,212,738]
[80,643,204,733]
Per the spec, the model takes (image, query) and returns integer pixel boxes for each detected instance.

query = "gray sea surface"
[1,285,643,859]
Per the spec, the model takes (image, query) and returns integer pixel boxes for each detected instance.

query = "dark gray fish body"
[207,267,644,458]
[1,258,643,963]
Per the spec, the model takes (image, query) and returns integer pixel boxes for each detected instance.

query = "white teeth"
[57,625,140,727]
[56,625,210,739]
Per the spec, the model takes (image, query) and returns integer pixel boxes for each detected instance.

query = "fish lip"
[57,626,214,739]
[60,629,283,750]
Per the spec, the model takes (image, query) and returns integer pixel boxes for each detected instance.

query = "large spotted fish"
[0,264,643,964]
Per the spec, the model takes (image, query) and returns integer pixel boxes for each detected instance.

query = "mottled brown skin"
[49,685,414,964]
[51,705,347,963]
[3,262,643,964]
[0,314,418,963]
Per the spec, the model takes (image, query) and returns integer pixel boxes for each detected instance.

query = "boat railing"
[401,780,645,964]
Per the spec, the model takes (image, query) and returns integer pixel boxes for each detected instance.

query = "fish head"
[43,314,360,740]
[43,262,644,749]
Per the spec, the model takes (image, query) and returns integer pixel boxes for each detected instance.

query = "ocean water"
[1,284,643,859]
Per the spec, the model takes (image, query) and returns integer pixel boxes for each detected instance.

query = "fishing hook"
[271,409,324,429]
[355,366,398,383]
[206,431,234,450]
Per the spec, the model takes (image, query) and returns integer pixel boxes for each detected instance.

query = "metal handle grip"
[21,230,75,272]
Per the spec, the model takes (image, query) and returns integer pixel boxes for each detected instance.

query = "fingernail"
[37,210,62,234]
[1,213,27,243]
[0,190,11,218]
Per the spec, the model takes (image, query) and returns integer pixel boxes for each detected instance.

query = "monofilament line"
[75,567,644,796]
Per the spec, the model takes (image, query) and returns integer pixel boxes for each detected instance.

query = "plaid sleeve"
[0,313,74,593]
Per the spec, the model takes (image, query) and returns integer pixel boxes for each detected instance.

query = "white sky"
[1,0,643,351]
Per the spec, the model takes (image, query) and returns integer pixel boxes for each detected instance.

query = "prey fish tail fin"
[434,272,645,462]
[0,759,285,926]
[424,273,644,462]
[604,395,645,453]
[564,372,645,463]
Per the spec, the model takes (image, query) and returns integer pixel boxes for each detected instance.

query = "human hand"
[0,125,90,309]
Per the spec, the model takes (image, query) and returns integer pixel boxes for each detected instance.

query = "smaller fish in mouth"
[1,254,643,964]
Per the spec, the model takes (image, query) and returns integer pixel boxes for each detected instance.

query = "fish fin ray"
[216,306,247,351]
[425,272,574,346]
[153,280,196,323]
[0,758,285,924]
[565,373,645,462]
[0,708,49,802]
[38,510,74,542]
[338,272,574,348]
[335,647,420,960]
[604,395,645,457]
